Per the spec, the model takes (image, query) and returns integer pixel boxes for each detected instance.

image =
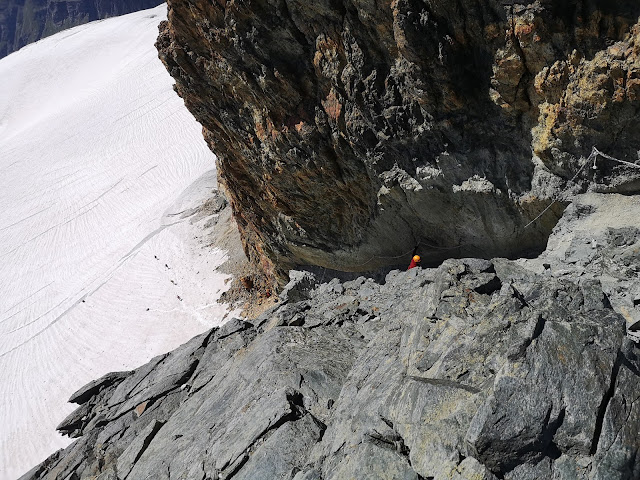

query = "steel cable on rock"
[524,146,640,230]
[312,146,636,280]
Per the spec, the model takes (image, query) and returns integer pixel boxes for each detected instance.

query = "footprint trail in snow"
[0,6,236,479]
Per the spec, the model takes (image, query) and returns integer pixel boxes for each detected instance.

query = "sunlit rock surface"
[157,0,640,285]
[23,193,640,480]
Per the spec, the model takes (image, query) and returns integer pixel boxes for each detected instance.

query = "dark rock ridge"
[0,0,162,58]
[21,194,640,480]
[157,0,640,285]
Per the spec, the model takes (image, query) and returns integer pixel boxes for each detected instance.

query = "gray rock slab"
[233,414,324,480]
[68,371,130,405]
[116,419,163,479]
[21,216,640,480]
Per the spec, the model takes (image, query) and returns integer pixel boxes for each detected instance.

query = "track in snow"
[0,6,236,479]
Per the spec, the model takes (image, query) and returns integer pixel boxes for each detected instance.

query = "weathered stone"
[116,419,164,479]
[449,457,499,480]
[279,270,319,304]
[590,339,640,480]
[156,0,640,286]
[21,195,640,480]
[504,458,552,480]
[68,371,129,405]
[528,194,640,331]
[56,400,94,438]
[232,414,324,480]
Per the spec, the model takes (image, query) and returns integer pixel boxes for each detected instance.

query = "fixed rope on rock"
[524,146,639,229]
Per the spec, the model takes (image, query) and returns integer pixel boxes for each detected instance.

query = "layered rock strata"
[22,194,640,480]
[0,0,162,58]
[157,0,640,285]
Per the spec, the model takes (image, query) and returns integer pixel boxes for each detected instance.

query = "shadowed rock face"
[156,0,640,285]
[0,0,162,58]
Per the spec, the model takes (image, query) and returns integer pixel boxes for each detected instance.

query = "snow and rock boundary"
[22,193,640,480]
[0,6,240,479]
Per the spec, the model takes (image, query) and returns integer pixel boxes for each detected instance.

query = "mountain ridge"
[0,0,163,58]
[21,192,640,480]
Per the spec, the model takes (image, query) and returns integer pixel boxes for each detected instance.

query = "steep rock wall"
[0,0,162,58]
[157,0,640,285]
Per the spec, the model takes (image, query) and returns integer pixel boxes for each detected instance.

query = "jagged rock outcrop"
[22,193,640,480]
[523,192,640,333]
[0,0,162,58]
[157,0,640,285]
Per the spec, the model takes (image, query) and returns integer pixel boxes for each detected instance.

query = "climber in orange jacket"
[408,255,421,270]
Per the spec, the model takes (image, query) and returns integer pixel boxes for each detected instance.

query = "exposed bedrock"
[157,0,640,284]
[21,195,640,479]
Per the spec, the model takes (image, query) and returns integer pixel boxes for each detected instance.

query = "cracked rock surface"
[22,194,640,480]
[156,0,640,285]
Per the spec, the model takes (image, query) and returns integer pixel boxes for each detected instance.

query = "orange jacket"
[408,258,420,270]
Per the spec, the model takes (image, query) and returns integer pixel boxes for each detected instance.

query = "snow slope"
[0,6,236,478]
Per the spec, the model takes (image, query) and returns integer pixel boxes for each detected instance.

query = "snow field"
[0,6,236,478]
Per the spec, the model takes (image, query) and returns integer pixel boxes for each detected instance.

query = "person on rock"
[408,255,421,270]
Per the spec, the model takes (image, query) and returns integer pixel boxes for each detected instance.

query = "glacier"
[0,5,235,478]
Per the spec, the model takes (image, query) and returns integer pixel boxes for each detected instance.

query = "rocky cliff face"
[157,0,640,286]
[21,193,640,480]
[0,0,162,58]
